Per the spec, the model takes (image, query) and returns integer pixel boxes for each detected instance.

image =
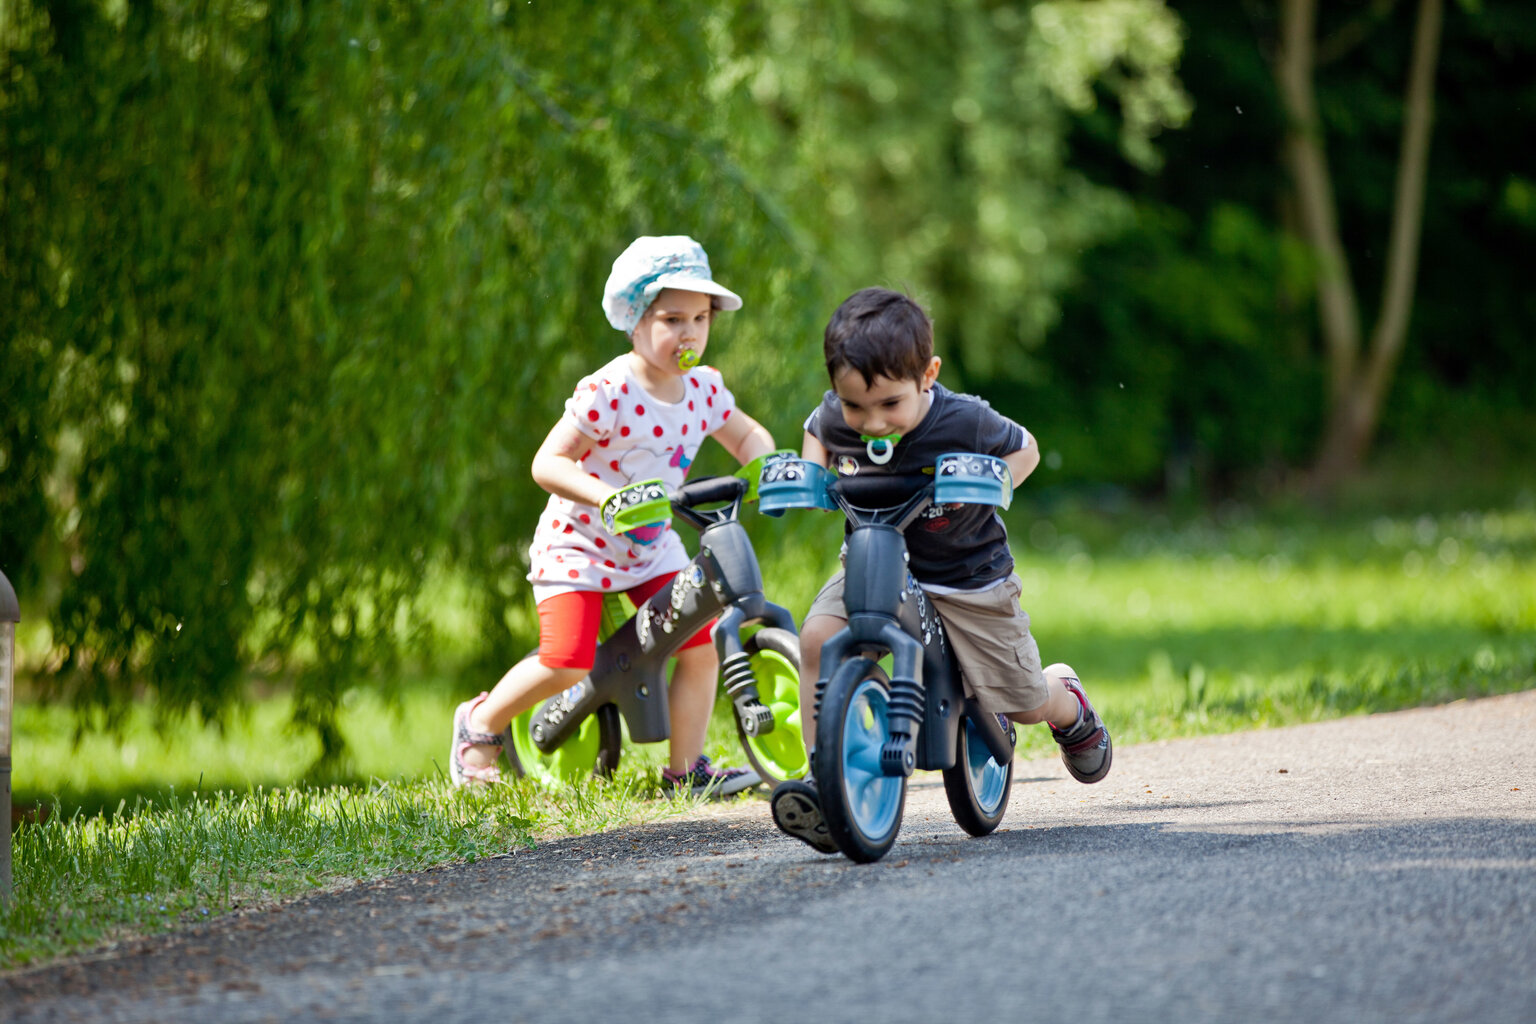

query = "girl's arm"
[712,408,776,465]
[530,418,614,508]
[801,430,831,468]
[1003,430,1041,487]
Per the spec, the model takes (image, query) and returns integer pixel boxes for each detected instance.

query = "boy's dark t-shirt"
[804,382,1027,590]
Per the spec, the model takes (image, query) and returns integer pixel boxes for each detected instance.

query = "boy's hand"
[744,448,801,516]
[735,449,800,515]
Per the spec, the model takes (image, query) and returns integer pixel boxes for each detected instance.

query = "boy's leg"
[769,573,845,854]
[796,612,846,759]
[1030,663,1112,784]
[1004,667,1085,728]
[929,577,1112,784]
[794,568,850,761]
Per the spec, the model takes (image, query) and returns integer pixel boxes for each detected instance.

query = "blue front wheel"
[813,658,906,862]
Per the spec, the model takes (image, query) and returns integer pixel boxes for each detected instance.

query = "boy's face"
[631,288,714,378]
[831,357,942,440]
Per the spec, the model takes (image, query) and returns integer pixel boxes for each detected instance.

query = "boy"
[771,287,1111,852]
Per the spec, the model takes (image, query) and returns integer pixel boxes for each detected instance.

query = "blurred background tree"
[1040,0,1534,493]
[2,0,1532,758]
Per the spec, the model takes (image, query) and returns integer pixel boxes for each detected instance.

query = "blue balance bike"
[505,473,807,789]
[761,453,1019,862]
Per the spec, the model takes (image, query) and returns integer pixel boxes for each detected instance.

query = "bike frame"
[815,477,1017,776]
[525,476,797,754]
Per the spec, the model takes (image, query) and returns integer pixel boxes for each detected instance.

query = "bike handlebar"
[674,475,747,509]
[829,471,933,509]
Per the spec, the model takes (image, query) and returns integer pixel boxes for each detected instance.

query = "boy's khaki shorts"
[805,570,1048,716]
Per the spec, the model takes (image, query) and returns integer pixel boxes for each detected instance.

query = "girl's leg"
[459,659,588,772]
[458,590,600,773]
[664,642,720,773]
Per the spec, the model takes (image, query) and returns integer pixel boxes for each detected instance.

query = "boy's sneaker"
[770,777,838,855]
[662,756,761,799]
[1050,677,1112,784]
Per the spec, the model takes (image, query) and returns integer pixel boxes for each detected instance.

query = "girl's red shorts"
[536,571,713,670]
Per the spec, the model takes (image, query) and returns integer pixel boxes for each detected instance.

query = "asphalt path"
[4,690,1533,1023]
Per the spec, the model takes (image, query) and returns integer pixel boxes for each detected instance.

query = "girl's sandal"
[450,692,506,786]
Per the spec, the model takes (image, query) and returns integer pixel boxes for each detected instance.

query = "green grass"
[5,493,1535,970]
[0,771,703,969]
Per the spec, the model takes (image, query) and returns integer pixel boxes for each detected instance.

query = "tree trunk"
[1275,0,1444,494]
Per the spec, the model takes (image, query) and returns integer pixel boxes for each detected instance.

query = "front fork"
[817,616,925,777]
[714,598,797,737]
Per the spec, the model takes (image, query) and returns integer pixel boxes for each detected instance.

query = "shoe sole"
[771,788,839,855]
[1063,732,1113,784]
[705,770,763,798]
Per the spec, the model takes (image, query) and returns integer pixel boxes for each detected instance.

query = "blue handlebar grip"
[758,458,836,513]
[933,454,1013,510]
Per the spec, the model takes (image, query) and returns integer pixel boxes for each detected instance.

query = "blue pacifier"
[860,433,902,465]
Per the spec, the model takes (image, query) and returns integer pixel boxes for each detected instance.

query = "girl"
[450,236,776,795]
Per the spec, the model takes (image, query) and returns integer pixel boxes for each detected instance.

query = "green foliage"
[722,0,1189,385]
[0,1,825,750]
[1040,2,1536,490]
[2,0,1190,750]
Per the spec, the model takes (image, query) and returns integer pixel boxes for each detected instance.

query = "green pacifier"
[676,349,701,371]
[860,433,902,465]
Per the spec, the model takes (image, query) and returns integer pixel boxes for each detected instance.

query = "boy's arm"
[1002,430,1040,487]
[530,418,613,508]
[801,430,831,468]
[712,409,776,465]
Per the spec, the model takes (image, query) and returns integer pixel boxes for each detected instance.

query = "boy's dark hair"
[823,287,933,387]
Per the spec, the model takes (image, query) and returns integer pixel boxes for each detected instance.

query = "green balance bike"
[761,453,1019,862]
[505,472,807,788]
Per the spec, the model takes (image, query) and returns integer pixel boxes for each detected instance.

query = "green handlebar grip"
[601,479,673,534]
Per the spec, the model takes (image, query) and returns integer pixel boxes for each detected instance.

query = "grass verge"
[1,767,721,971]
[5,492,1535,971]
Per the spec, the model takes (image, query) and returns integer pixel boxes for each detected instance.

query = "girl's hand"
[600,479,673,542]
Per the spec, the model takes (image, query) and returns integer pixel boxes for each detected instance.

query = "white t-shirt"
[527,354,739,601]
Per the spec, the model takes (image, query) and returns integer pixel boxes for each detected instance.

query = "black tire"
[732,627,808,789]
[941,713,1015,836]
[813,658,907,863]
[504,652,624,785]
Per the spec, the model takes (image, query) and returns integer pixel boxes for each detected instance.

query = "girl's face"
[630,288,714,382]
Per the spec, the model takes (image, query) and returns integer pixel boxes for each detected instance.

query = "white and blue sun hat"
[602,235,743,335]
